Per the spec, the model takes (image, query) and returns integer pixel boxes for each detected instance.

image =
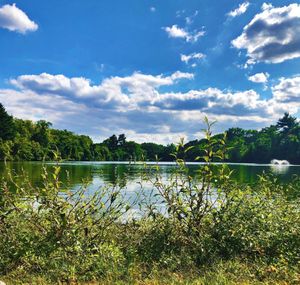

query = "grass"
[1,123,299,284]
[2,260,300,284]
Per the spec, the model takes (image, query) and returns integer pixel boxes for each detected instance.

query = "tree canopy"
[0,103,300,163]
[0,103,15,140]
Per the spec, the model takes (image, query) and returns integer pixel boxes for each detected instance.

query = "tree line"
[0,103,299,163]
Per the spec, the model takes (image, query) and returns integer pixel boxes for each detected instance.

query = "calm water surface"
[1,161,299,217]
[1,161,300,192]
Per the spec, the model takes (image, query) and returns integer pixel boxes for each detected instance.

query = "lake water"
[1,161,299,217]
[1,161,300,191]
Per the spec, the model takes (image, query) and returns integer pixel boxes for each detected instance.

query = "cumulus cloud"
[10,72,273,117]
[10,71,194,110]
[232,3,300,64]
[248,72,269,83]
[228,2,250,18]
[0,3,38,34]
[151,89,274,118]
[1,72,299,144]
[164,25,187,38]
[163,25,205,42]
[0,88,84,123]
[272,76,300,103]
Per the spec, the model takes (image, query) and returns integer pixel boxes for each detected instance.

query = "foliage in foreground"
[0,120,300,284]
[3,260,300,285]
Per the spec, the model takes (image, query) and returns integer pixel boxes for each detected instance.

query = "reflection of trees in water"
[0,162,299,192]
[0,162,94,188]
[0,162,45,186]
[59,164,94,186]
[0,162,145,190]
[99,164,129,187]
[91,164,145,188]
[188,164,267,184]
[230,165,264,184]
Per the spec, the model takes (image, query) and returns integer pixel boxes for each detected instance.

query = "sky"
[0,0,299,144]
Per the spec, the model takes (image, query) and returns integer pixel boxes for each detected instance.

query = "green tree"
[276,113,298,134]
[118,134,126,146]
[0,103,15,140]
[122,141,144,161]
[104,135,118,151]
[0,139,13,161]
[141,143,166,161]
[93,144,111,160]
[31,120,52,148]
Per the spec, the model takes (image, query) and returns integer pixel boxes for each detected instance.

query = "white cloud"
[150,7,156,12]
[163,25,205,42]
[232,3,300,64]
[228,2,250,18]
[248,72,269,83]
[272,76,300,103]
[164,25,187,38]
[170,71,194,80]
[2,72,299,144]
[261,3,273,11]
[0,3,38,34]
[181,53,205,65]
[0,88,84,123]
[151,89,269,115]
[9,71,194,110]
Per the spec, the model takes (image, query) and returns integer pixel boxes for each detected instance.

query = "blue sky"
[0,0,300,143]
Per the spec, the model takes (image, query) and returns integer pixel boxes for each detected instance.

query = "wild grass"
[0,120,299,284]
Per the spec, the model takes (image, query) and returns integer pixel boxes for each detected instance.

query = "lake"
[1,161,300,191]
[1,161,299,218]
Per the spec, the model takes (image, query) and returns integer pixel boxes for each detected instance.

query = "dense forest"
[1,103,300,163]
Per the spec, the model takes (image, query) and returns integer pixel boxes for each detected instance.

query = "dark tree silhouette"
[118,134,126,146]
[0,103,15,140]
[276,113,298,134]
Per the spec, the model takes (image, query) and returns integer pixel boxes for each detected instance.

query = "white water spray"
[270,159,290,174]
[270,159,290,165]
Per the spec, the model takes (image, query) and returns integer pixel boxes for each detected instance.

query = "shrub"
[0,119,299,283]
[0,164,131,282]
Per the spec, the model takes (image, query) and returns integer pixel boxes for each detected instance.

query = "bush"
[0,164,131,283]
[0,119,299,284]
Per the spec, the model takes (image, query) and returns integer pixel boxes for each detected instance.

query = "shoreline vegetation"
[1,103,300,164]
[0,119,299,284]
